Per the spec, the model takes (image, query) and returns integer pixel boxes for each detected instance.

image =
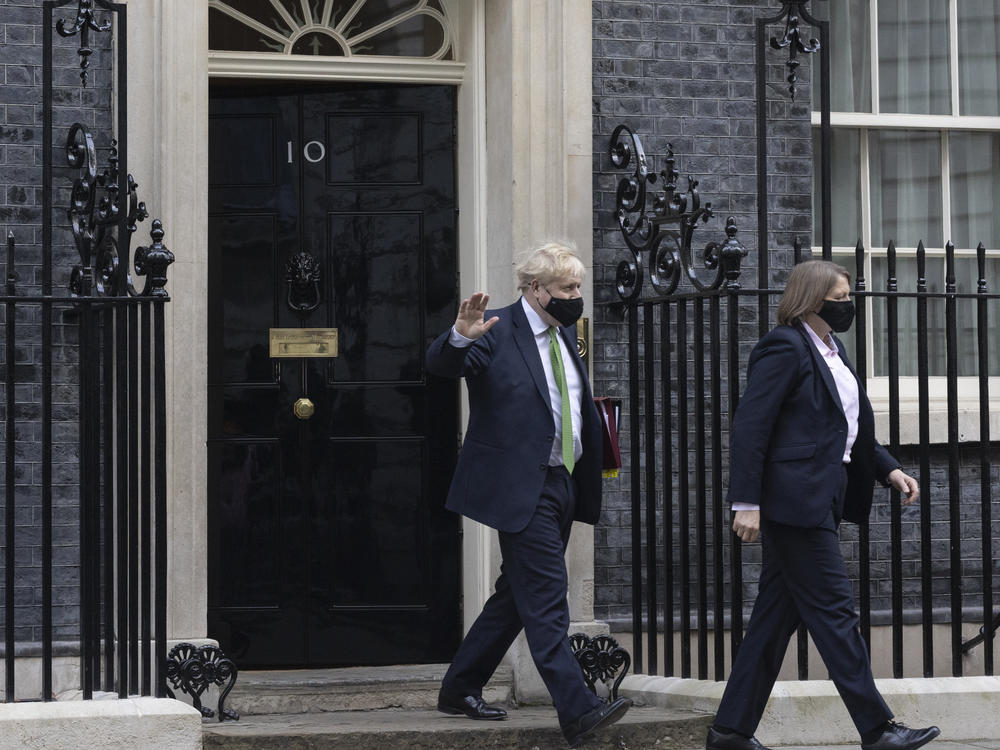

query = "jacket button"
[539,464,547,470]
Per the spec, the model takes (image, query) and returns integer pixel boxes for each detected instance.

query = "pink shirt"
[731,323,860,513]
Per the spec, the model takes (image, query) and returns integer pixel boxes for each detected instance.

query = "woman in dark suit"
[706,261,939,750]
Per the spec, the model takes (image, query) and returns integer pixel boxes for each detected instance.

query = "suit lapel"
[796,323,844,415]
[833,334,861,380]
[511,299,552,405]
[833,334,875,426]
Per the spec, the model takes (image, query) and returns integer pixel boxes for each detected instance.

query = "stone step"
[202,705,713,750]
[226,664,512,716]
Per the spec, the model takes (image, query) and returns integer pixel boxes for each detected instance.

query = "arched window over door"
[208,0,454,60]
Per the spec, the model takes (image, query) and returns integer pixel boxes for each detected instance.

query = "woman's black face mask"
[818,299,855,332]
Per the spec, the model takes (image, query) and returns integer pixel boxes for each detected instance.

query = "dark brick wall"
[590,0,1000,635]
[592,0,811,623]
[0,0,114,643]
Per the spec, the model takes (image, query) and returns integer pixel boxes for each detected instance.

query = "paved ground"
[202,705,711,749]
[202,704,1000,749]
[206,705,696,735]
[784,745,1000,750]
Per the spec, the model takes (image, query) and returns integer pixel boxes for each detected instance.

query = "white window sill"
[866,377,1000,445]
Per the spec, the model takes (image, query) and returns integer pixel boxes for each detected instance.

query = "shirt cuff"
[730,502,759,512]
[448,326,475,348]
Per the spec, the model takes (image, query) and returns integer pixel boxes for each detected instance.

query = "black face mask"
[818,299,855,332]
[542,289,584,328]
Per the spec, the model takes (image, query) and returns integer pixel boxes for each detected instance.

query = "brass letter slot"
[269,328,339,358]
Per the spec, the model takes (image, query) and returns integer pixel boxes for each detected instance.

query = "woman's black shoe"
[562,697,632,747]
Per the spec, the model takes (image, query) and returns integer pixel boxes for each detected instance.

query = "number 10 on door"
[288,141,326,163]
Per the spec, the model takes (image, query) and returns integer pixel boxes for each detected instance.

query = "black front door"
[207,83,460,668]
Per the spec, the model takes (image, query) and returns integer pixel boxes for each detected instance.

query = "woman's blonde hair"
[776,260,851,326]
[514,241,586,291]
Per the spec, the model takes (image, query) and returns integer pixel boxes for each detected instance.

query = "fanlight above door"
[208,0,454,59]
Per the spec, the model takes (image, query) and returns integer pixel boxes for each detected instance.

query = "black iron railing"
[605,124,1000,681]
[0,0,171,702]
[601,0,996,684]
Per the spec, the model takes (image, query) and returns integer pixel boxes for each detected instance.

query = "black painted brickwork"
[590,0,1000,636]
[592,0,812,624]
[0,0,114,643]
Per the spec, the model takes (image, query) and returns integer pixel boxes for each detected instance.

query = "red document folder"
[594,397,622,478]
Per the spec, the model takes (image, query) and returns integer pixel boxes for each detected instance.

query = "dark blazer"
[727,323,899,527]
[426,299,603,533]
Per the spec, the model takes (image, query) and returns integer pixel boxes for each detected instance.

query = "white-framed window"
[208,0,454,59]
[811,0,1000,442]
[206,1,464,88]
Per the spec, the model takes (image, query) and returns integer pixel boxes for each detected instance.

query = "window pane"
[813,128,861,247]
[353,14,447,57]
[877,0,949,114]
[871,257,945,376]
[870,257,999,377]
[210,5,293,53]
[348,0,451,58]
[953,256,1000,376]
[869,131,942,248]
[950,132,1000,249]
[958,0,1000,115]
[811,0,871,112]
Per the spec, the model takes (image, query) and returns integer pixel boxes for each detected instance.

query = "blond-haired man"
[427,241,630,747]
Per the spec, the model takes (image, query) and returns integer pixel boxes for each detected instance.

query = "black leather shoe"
[861,721,940,750]
[436,692,507,720]
[706,727,773,750]
[562,697,632,748]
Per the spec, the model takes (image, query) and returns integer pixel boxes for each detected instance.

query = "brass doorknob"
[293,397,315,420]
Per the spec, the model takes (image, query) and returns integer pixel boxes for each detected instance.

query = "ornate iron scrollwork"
[134,219,174,297]
[609,125,747,303]
[66,123,154,298]
[65,121,170,300]
[570,632,631,701]
[768,2,821,100]
[285,251,322,314]
[55,0,112,88]
[164,642,240,722]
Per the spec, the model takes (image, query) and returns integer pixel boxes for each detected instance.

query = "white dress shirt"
[802,322,859,463]
[731,321,861,513]
[448,296,583,467]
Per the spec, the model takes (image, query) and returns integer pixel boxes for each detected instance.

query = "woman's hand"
[888,468,920,505]
[732,509,760,543]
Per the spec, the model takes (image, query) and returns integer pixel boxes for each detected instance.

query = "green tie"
[548,327,574,474]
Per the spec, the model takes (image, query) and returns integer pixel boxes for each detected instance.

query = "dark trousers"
[714,509,893,738]
[441,466,601,726]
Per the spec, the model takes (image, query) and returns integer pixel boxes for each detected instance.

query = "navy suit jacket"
[727,323,899,527]
[426,299,603,533]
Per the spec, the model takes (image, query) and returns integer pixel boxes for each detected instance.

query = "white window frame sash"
[811,112,1000,131]
[207,51,465,84]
